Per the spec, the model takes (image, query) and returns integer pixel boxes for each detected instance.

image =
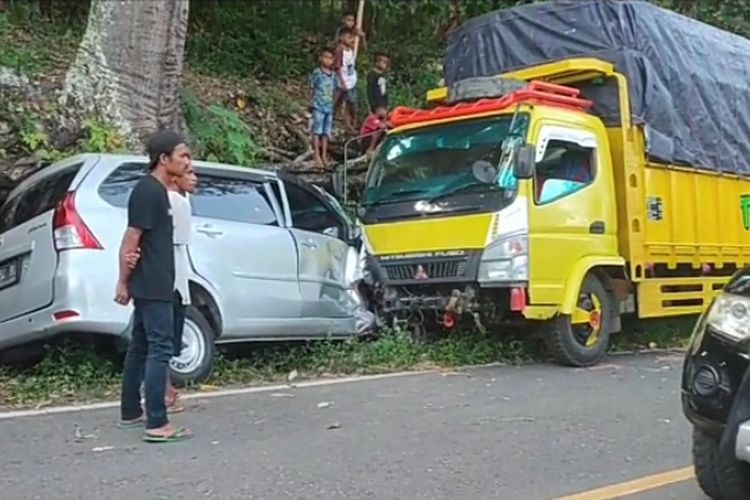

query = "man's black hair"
[373,51,390,60]
[339,27,355,37]
[342,12,355,18]
[321,46,334,56]
[146,129,185,170]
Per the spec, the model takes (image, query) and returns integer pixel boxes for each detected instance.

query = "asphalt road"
[0,353,707,499]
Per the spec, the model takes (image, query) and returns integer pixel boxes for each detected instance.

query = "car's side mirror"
[322,226,340,239]
[512,144,536,179]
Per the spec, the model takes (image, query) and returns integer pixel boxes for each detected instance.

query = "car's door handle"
[196,226,224,237]
[300,240,318,249]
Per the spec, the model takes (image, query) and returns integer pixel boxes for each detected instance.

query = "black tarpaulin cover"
[443,0,750,174]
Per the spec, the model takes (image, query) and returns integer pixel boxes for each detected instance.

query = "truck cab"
[354,64,627,366]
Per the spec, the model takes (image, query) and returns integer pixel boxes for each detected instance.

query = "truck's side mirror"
[512,144,536,179]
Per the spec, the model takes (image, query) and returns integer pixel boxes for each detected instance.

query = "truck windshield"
[362,115,527,205]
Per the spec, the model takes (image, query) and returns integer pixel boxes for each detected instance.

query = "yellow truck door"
[527,122,619,306]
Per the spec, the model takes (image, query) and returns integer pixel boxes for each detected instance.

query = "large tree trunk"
[62,0,189,147]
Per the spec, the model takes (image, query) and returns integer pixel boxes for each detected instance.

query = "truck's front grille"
[375,252,480,283]
[384,260,467,281]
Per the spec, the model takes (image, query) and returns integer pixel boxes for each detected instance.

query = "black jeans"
[120,299,173,429]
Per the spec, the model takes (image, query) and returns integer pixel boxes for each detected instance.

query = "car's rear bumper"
[0,310,129,351]
[0,253,131,351]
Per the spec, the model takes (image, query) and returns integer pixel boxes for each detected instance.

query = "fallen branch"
[293,150,312,164]
[266,145,297,160]
[260,146,297,163]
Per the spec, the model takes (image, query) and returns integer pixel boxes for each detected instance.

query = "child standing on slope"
[309,47,337,168]
[367,51,390,113]
[334,28,359,135]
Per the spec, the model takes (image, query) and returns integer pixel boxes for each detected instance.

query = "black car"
[682,269,750,499]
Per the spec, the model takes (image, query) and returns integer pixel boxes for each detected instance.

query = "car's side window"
[191,175,278,226]
[284,182,344,236]
[98,162,149,208]
[534,139,596,204]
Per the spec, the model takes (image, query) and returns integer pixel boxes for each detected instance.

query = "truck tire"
[544,273,614,367]
[169,306,216,387]
[693,427,750,500]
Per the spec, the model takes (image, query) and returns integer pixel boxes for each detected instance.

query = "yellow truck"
[349,1,750,366]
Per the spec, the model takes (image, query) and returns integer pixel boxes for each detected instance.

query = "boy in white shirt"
[334,27,359,135]
[165,164,197,412]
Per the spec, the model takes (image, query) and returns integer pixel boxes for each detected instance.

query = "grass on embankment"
[0,317,696,410]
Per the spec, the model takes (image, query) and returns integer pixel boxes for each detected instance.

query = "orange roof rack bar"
[390,81,593,128]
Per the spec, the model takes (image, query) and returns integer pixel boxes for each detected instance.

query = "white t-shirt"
[341,47,357,90]
[168,190,191,305]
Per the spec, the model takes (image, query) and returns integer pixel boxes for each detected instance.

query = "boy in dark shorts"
[367,52,390,113]
[309,47,337,168]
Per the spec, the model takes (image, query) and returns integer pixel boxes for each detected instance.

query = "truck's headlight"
[478,233,528,283]
[706,293,750,342]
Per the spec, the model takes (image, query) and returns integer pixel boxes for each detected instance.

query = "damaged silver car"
[0,154,374,384]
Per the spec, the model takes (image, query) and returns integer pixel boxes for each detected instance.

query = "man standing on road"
[115,130,192,443]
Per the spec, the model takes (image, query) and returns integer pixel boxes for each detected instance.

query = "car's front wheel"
[169,306,215,387]
[693,427,750,499]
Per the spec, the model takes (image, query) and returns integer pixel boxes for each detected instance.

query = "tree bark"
[61,0,189,147]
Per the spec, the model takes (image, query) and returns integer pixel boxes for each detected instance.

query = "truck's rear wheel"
[544,273,613,367]
[692,427,750,499]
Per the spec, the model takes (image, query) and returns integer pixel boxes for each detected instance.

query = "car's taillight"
[53,192,103,251]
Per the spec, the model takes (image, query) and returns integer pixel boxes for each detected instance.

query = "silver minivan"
[0,154,372,383]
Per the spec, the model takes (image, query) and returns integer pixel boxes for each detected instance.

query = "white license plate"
[0,258,20,290]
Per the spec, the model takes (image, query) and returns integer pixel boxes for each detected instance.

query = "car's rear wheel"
[169,306,215,387]
[693,427,750,499]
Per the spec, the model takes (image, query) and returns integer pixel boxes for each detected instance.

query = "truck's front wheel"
[544,273,614,367]
[693,427,750,499]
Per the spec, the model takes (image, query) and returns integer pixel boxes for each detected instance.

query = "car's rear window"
[0,164,81,234]
[97,162,149,208]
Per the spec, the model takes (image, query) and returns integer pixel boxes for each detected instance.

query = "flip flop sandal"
[117,416,145,430]
[143,426,192,443]
[166,393,186,414]
[167,403,186,414]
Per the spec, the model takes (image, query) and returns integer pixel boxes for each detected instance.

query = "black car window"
[10,164,82,228]
[98,162,149,208]
[0,196,19,234]
[191,175,278,226]
[284,182,342,234]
